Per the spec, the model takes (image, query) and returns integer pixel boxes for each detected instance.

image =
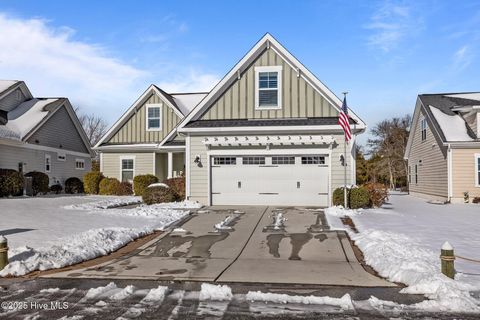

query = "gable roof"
[0,80,33,103]
[177,33,366,132]
[95,85,207,148]
[405,92,480,159]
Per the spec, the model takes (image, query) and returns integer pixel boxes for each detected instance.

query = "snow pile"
[110,285,136,300]
[142,286,169,303]
[246,291,354,310]
[104,205,192,220]
[199,283,233,301]
[0,80,18,92]
[429,106,473,141]
[64,196,142,210]
[214,215,237,231]
[147,182,169,188]
[84,282,118,300]
[272,212,286,230]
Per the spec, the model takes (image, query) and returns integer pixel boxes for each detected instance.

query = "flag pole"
[342,92,348,209]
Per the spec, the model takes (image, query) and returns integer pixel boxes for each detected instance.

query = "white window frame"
[146,104,162,131]
[255,66,282,110]
[420,117,427,141]
[120,156,135,182]
[45,154,51,173]
[475,154,480,187]
[75,158,85,170]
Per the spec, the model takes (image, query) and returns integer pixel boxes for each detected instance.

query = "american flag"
[338,97,351,142]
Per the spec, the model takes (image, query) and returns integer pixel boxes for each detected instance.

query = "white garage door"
[211,154,329,206]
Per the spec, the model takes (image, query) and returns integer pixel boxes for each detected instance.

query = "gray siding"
[200,48,339,121]
[408,107,448,199]
[27,106,90,154]
[108,93,182,144]
[0,144,91,185]
[0,88,27,112]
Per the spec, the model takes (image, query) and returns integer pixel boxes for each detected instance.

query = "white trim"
[152,153,156,177]
[167,152,173,179]
[0,137,91,158]
[475,153,480,188]
[255,65,283,110]
[45,154,51,173]
[146,103,163,131]
[447,145,453,200]
[177,33,366,133]
[350,136,356,184]
[95,143,160,151]
[185,135,191,199]
[328,144,332,206]
[181,125,361,133]
[75,158,86,170]
[119,155,135,183]
[100,152,104,172]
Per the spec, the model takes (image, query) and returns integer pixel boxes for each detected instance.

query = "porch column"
[167,152,173,179]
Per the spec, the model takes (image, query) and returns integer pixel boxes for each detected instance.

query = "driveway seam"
[213,206,269,282]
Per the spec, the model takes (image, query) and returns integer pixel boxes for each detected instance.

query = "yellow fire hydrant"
[0,235,8,271]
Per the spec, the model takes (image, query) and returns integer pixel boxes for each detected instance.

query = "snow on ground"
[246,291,354,310]
[199,283,233,301]
[325,191,480,312]
[64,196,142,210]
[0,195,200,276]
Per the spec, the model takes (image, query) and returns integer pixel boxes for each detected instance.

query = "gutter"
[447,143,452,202]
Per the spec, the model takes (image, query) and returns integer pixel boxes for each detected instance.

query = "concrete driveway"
[46,206,394,287]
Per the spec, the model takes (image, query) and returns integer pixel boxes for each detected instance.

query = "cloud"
[365,2,422,52]
[452,45,473,71]
[157,70,219,93]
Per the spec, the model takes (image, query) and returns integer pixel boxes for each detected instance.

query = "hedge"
[49,184,63,194]
[163,177,185,200]
[0,169,24,197]
[333,187,350,207]
[133,174,158,196]
[117,181,133,196]
[349,186,370,209]
[83,171,104,194]
[142,185,178,205]
[25,171,49,196]
[65,177,84,194]
[364,183,389,207]
[99,177,121,195]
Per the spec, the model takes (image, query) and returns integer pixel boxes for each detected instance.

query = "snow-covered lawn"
[0,195,201,276]
[326,192,480,313]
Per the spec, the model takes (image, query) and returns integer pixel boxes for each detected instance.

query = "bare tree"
[77,112,108,147]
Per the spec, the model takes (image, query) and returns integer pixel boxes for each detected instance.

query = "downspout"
[447,144,452,202]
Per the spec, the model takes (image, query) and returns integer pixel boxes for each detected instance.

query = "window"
[57,153,66,161]
[242,156,265,165]
[272,156,295,165]
[45,154,51,173]
[420,118,427,141]
[408,166,411,183]
[75,159,85,170]
[121,158,134,182]
[301,156,325,164]
[255,66,282,109]
[476,154,480,187]
[146,104,162,131]
[415,164,418,184]
[213,157,236,165]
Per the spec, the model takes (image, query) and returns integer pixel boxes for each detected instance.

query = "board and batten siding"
[0,144,91,185]
[27,106,90,154]
[200,48,339,121]
[102,153,155,180]
[0,87,27,112]
[187,134,353,205]
[108,93,181,144]
[408,108,448,199]
[451,148,480,201]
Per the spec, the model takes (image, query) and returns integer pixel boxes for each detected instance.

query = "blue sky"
[0,0,479,146]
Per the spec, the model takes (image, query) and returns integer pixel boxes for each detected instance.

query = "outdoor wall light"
[339,154,345,166]
[194,155,201,166]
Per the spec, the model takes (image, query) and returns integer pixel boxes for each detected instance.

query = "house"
[0,80,93,186]
[95,33,366,206]
[404,92,480,203]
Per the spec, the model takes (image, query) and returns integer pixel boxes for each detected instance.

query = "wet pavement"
[43,206,394,287]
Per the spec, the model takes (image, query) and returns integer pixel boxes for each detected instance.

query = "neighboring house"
[405,92,480,203]
[0,80,93,186]
[96,33,366,206]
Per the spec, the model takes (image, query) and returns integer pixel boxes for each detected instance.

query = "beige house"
[405,92,480,203]
[96,33,367,206]
[0,80,93,186]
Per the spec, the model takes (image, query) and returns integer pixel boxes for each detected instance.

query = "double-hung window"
[420,118,427,141]
[146,104,162,131]
[121,158,134,182]
[255,66,282,109]
[476,154,480,187]
[45,154,51,173]
[75,159,85,170]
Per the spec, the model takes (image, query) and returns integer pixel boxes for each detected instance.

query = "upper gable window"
[146,104,162,131]
[420,117,427,141]
[255,66,282,110]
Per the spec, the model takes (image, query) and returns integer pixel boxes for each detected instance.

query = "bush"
[472,197,480,204]
[65,177,84,194]
[99,177,121,195]
[133,174,158,196]
[364,183,389,207]
[83,171,104,194]
[349,186,370,209]
[333,187,350,207]
[142,185,178,205]
[117,181,133,196]
[163,177,185,200]
[49,184,63,194]
[0,169,24,197]
[25,171,49,196]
